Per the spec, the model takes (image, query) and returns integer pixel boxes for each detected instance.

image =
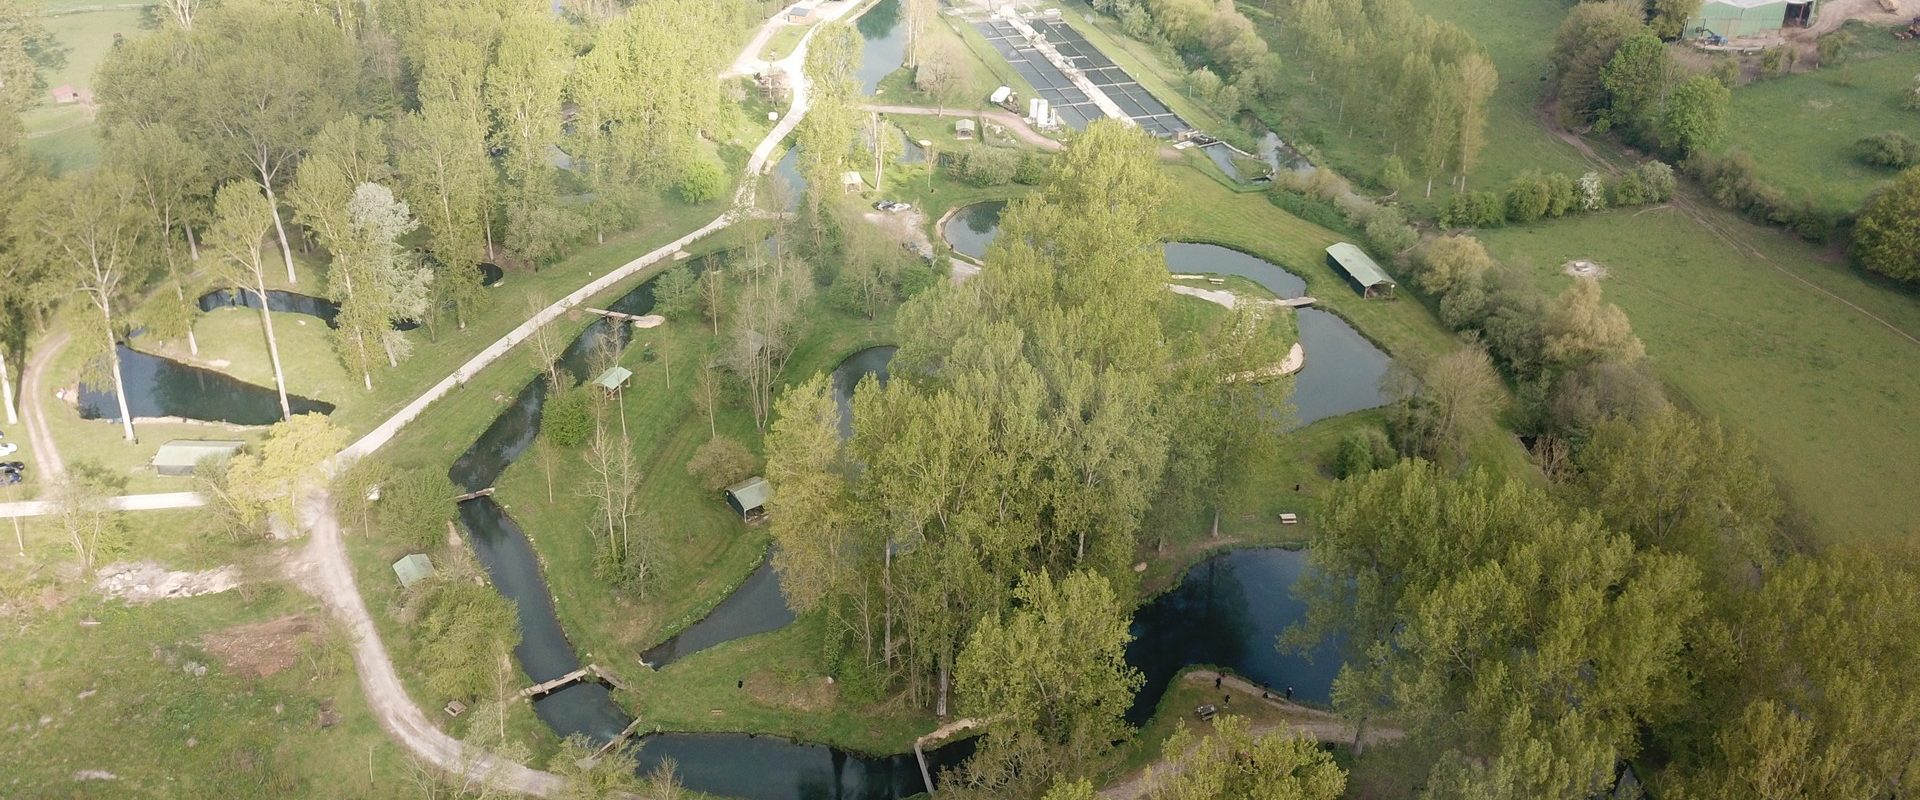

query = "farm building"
[1688,0,1814,38]
[49,85,86,104]
[149,440,246,476]
[1325,242,1397,299]
[725,476,771,522]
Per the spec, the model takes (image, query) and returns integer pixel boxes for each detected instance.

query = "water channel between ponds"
[943,203,1391,426]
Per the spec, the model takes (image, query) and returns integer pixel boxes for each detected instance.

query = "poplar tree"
[333,183,432,389]
[105,123,210,355]
[207,183,295,421]
[23,172,148,442]
[395,102,492,327]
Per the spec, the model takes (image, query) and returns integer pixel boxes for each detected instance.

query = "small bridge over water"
[518,663,633,700]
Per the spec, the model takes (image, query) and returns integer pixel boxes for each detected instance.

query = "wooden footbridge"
[518,663,633,700]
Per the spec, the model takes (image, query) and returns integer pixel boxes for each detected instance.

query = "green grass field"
[20,6,149,172]
[1720,26,1920,217]
[1475,200,1920,544]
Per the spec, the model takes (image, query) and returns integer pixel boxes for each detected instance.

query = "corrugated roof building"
[1325,243,1396,299]
[149,440,246,477]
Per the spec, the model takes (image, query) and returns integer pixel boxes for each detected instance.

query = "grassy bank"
[1475,201,1920,544]
[1720,26,1920,217]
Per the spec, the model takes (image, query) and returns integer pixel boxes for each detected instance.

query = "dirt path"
[286,490,569,797]
[20,330,69,479]
[1099,669,1400,800]
[857,103,1066,151]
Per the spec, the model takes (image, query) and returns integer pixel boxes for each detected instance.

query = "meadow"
[1476,198,1920,544]
[1719,25,1920,217]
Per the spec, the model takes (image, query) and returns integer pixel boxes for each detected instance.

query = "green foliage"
[684,435,757,492]
[1549,1,1649,126]
[1292,461,1702,799]
[1413,235,1493,295]
[1439,190,1505,228]
[955,570,1142,795]
[1145,717,1346,800]
[1379,153,1410,191]
[1648,0,1701,39]
[1600,32,1673,143]
[1543,277,1644,368]
[675,154,727,204]
[947,145,1020,186]
[1332,427,1392,479]
[1502,169,1553,223]
[1855,131,1919,169]
[223,414,348,532]
[1661,74,1731,157]
[410,577,519,702]
[541,382,593,447]
[652,264,700,321]
[1013,152,1049,185]
[1816,30,1853,68]
[380,469,460,551]
[1850,166,1920,282]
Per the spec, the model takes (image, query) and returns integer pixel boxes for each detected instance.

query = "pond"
[831,345,896,439]
[77,344,334,426]
[446,256,974,798]
[772,148,806,210]
[940,201,1004,261]
[1125,547,1341,724]
[856,0,906,96]
[940,223,1392,425]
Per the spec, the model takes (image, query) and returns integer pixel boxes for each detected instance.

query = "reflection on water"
[831,346,896,439]
[773,148,807,211]
[941,201,1004,260]
[855,0,906,95]
[77,344,334,425]
[1125,548,1341,724]
[640,555,794,669]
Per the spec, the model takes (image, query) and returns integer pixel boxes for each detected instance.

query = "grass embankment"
[1475,202,1920,544]
[1719,25,1920,217]
[0,509,417,798]
[19,6,149,172]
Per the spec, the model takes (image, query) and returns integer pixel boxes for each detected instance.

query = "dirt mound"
[1564,259,1609,279]
[201,614,320,679]
[94,562,241,604]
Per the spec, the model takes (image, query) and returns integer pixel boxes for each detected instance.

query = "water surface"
[77,345,334,425]
[855,0,906,95]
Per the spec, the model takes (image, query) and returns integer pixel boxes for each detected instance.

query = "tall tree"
[223,413,347,528]
[798,23,864,217]
[207,184,295,421]
[289,116,394,258]
[723,247,816,431]
[0,0,64,114]
[1660,74,1730,157]
[333,183,432,389]
[22,172,148,442]
[954,569,1142,795]
[105,123,211,356]
[1542,278,1644,368]
[1290,462,1702,792]
[189,10,357,284]
[1143,717,1347,800]
[394,102,492,327]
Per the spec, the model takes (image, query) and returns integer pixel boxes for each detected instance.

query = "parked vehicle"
[872,200,912,213]
[0,443,16,456]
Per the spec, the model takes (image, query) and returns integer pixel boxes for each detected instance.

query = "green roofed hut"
[392,553,435,588]
[592,366,633,394]
[1325,242,1397,299]
[726,476,771,522]
[149,440,246,477]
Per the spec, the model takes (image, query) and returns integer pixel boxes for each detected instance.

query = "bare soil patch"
[200,614,320,679]
[1563,259,1610,279]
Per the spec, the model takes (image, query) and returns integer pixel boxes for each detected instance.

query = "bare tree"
[723,247,815,431]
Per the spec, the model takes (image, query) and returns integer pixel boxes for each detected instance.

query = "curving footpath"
[0,2,869,795]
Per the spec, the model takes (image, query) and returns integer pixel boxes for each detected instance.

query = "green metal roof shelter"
[392,553,436,588]
[725,476,772,521]
[592,366,633,393]
[1687,0,1811,38]
[149,440,246,477]
[1325,242,1396,299]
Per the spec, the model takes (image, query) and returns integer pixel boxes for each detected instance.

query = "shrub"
[949,145,1019,186]
[1636,160,1677,202]
[1611,170,1649,206]
[1415,235,1496,295]
[1379,154,1410,192]
[1365,215,1419,257]
[686,436,758,492]
[1505,171,1554,223]
[1545,172,1578,217]
[1332,428,1393,478]
[411,579,519,702]
[1579,171,1609,211]
[1441,191,1506,228]
[1857,131,1920,169]
[381,469,460,550]
[1266,187,1350,231]
[1013,152,1048,185]
[540,384,592,447]
[676,155,726,204]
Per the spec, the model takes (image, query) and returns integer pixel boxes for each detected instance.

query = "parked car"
[872,200,912,213]
[0,442,16,456]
